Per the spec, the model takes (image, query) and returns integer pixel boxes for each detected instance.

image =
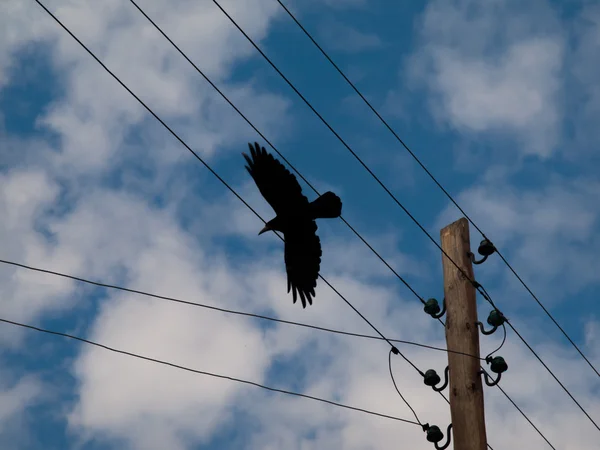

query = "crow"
[242,142,342,308]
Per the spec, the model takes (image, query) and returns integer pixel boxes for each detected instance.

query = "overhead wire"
[32,1,567,445]
[272,0,599,380]
[202,0,600,433]
[26,1,569,446]
[31,3,440,433]
[0,258,483,360]
[388,348,423,426]
[485,324,507,361]
[32,0,397,353]
[0,317,420,426]
[28,4,457,444]
[124,9,515,432]
[207,0,470,282]
[126,0,425,306]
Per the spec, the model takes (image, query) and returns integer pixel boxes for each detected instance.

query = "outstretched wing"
[284,220,322,308]
[243,142,308,215]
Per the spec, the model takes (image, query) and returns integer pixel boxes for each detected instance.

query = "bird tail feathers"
[309,191,342,219]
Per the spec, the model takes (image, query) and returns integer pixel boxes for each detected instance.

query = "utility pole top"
[441,218,487,450]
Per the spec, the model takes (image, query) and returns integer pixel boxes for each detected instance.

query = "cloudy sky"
[0,0,599,448]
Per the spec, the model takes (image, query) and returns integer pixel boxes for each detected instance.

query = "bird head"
[259,217,281,235]
[258,223,272,235]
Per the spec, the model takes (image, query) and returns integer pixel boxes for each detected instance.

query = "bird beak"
[258,224,271,235]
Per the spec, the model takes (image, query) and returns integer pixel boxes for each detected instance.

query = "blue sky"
[0,0,599,448]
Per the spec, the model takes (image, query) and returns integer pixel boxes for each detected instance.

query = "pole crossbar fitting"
[423,297,446,319]
[468,239,496,265]
[480,356,508,386]
[423,366,450,392]
[476,309,506,335]
[423,423,453,450]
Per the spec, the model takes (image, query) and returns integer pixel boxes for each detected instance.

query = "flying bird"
[243,142,342,308]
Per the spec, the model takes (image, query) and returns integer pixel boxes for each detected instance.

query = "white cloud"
[407,0,564,158]
[1,0,290,176]
[0,372,43,449]
[0,168,78,345]
[0,373,42,429]
[1,1,600,449]
[70,294,272,448]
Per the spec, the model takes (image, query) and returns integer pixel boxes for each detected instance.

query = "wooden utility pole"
[441,218,487,450]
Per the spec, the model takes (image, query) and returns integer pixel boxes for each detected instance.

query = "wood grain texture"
[441,218,487,450]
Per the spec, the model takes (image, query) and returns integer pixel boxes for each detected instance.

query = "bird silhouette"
[243,142,342,307]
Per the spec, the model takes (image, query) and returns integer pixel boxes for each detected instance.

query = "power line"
[0,258,482,360]
[0,317,420,426]
[108,6,531,441]
[388,348,423,425]
[31,6,449,426]
[203,0,600,431]
[26,7,448,446]
[485,324,506,361]
[32,0,397,353]
[121,7,450,424]
[126,0,425,305]
[208,0,468,282]
[272,0,599,380]
[27,1,577,444]
[118,3,470,435]
[32,2,578,444]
